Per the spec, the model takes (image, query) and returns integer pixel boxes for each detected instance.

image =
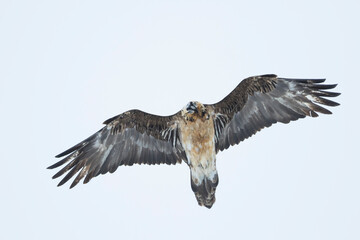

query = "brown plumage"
[48,74,340,208]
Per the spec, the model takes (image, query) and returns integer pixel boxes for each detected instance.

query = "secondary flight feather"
[48,74,340,208]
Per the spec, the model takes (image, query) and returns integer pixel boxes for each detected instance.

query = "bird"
[48,74,340,208]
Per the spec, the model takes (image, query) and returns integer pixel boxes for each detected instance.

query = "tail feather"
[190,170,219,209]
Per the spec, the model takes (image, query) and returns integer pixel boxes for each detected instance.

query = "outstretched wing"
[48,110,186,188]
[206,74,340,152]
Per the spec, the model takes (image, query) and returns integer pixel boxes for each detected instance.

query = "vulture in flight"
[48,74,340,208]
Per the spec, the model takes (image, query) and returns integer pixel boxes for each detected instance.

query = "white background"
[1,1,358,239]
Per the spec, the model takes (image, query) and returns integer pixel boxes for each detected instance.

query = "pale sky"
[1,1,359,240]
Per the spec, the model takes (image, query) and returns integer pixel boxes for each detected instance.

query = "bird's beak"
[186,102,198,114]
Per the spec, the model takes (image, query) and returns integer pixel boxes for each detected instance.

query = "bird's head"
[182,101,209,122]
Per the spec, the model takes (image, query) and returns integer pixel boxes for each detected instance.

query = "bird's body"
[180,102,218,207]
[48,74,340,208]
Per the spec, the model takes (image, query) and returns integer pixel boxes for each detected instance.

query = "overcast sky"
[1,1,359,239]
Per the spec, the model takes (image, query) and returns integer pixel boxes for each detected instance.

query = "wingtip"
[55,152,66,158]
[69,179,81,189]
[52,170,64,179]
[330,92,341,97]
[57,177,69,187]
[47,163,57,169]
[282,78,326,83]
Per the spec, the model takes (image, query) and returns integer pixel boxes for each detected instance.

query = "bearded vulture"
[48,74,340,208]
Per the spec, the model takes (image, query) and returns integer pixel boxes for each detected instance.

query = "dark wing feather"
[207,74,340,152]
[48,110,186,188]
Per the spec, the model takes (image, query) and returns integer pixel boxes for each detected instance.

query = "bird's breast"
[180,118,216,167]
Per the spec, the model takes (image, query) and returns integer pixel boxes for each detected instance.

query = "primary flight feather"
[48,74,340,208]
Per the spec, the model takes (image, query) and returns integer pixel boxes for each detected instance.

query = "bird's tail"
[190,167,219,209]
